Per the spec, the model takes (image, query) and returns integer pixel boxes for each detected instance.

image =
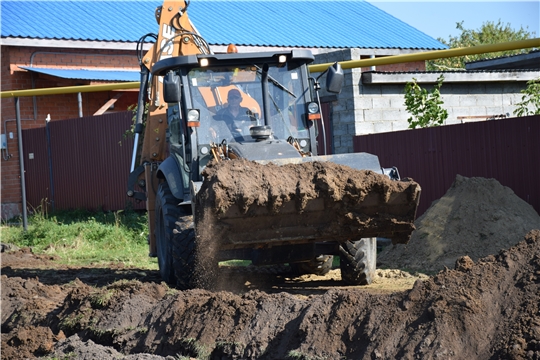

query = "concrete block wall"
[358,82,527,133]
[314,50,537,154]
[314,50,427,154]
[313,49,354,154]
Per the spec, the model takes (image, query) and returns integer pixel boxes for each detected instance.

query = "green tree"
[514,78,540,117]
[404,75,448,129]
[427,20,536,70]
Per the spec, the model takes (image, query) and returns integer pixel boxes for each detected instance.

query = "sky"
[367,1,540,41]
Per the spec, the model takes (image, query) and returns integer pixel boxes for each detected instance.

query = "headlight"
[187,109,200,121]
[307,102,321,121]
[307,102,319,114]
[187,109,200,127]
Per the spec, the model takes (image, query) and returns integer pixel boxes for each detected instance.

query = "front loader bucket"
[193,156,421,250]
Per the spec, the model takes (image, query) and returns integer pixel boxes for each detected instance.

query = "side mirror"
[326,62,344,94]
[163,70,182,103]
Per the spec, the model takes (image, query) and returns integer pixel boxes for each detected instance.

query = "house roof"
[18,66,140,82]
[1,1,446,50]
[362,69,540,84]
[465,50,540,70]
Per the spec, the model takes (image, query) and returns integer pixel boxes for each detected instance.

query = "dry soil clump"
[196,158,420,245]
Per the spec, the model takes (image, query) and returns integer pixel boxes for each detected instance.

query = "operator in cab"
[214,89,257,139]
[216,89,257,121]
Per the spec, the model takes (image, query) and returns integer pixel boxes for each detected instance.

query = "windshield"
[187,64,308,144]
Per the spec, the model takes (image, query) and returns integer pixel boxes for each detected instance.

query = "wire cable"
[136,33,158,64]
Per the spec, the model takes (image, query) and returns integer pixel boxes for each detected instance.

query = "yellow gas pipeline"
[1,81,139,98]
[309,38,540,73]
[1,38,539,99]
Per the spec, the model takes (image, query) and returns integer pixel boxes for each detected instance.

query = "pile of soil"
[2,230,540,359]
[378,174,540,273]
[196,159,421,245]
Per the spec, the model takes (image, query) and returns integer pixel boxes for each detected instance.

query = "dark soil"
[196,158,421,245]
[2,230,540,359]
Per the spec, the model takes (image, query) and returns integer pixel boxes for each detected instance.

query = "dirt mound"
[2,230,540,359]
[196,158,420,245]
[378,174,540,272]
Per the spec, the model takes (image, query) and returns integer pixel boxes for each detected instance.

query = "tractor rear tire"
[291,255,334,276]
[155,182,181,285]
[339,238,376,285]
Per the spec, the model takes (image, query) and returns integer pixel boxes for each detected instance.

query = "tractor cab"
[151,49,343,199]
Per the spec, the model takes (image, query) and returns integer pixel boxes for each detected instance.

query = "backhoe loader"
[127,0,421,289]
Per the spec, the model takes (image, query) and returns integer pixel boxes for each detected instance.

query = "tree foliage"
[427,20,536,70]
[404,75,448,129]
[514,78,540,117]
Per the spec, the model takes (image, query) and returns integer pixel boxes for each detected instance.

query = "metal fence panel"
[23,111,145,212]
[353,116,540,217]
[22,127,51,212]
[24,113,540,218]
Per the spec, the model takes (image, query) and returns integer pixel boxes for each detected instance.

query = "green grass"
[1,208,157,269]
[219,259,251,267]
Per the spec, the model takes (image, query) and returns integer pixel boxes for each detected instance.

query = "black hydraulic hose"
[261,64,272,129]
[136,34,157,63]
[130,33,155,172]
[130,65,149,172]
[134,65,149,135]
[134,33,156,134]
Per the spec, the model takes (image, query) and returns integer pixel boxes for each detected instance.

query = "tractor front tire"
[171,214,197,290]
[155,182,181,285]
[339,238,377,285]
[172,213,218,290]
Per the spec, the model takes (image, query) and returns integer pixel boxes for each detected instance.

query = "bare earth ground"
[1,248,429,360]
[378,174,540,273]
[2,173,540,359]
[2,231,540,360]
